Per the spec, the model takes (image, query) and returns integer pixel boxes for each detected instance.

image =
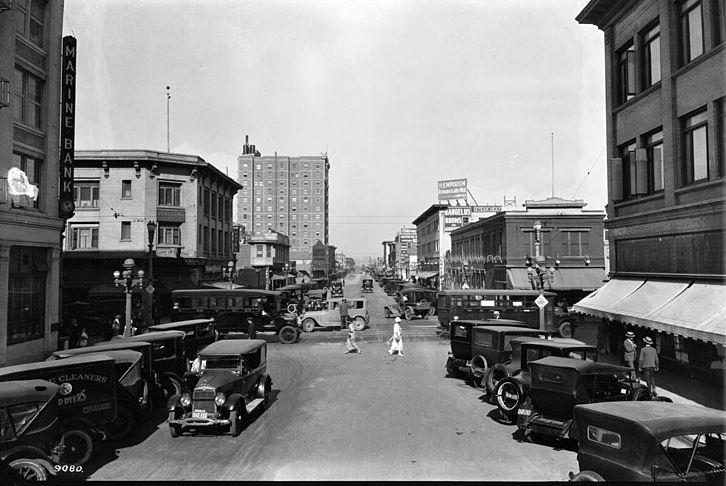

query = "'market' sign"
[59,36,76,219]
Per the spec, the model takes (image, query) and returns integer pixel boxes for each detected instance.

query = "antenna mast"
[551,132,555,198]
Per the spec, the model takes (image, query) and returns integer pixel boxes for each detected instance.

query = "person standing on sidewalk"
[638,336,659,396]
[338,298,350,330]
[623,331,637,379]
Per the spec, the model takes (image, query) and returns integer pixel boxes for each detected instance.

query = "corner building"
[236,139,329,264]
[576,0,725,382]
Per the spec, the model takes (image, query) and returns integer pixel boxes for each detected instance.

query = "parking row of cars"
[444,317,725,482]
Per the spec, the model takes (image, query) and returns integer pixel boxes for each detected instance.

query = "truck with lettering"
[0,354,119,466]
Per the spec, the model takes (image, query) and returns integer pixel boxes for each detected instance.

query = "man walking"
[339,298,350,330]
[639,336,659,396]
[623,331,637,379]
[387,317,404,356]
[345,318,361,354]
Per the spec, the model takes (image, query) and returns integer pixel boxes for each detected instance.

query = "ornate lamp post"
[113,258,144,336]
[223,260,236,289]
[146,220,157,327]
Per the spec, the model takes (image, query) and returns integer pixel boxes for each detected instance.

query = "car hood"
[195,371,238,390]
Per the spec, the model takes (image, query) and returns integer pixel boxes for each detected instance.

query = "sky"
[63,0,607,263]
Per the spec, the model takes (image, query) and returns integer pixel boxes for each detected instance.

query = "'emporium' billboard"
[438,179,467,205]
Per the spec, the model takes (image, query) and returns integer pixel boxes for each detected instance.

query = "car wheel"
[404,307,414,321]
[558,321,574,338]
[161,375,183,401]
[229,408,246,437]
[485,364,512,395]
[568,470,605,482]
[169,424,182,438]
[278,325,298,344]
[101,404,136,441]
[470,355,488,381]
[428,307,436,317]
[495,379,523,422]
[9,459,48,481]
[258,376,272,409]
[353,316,366,331]
[384,308,392,319]
[61,428,93,466]
[286,303,297,314]
[301,318,316,333]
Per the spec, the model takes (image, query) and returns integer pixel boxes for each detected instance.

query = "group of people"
[339,297,403,356]
[622,330,659,396]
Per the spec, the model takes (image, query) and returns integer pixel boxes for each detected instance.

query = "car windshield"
[203,357,240,369]
[2,402,41,438]
[567,348,598,361]
[661,433,725,475]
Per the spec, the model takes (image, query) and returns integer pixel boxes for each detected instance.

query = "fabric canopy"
[573,278,726,345]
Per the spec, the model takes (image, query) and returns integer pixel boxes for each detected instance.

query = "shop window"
[8,246,47,345]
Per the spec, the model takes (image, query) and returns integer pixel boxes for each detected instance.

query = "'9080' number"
[54,465,83,473]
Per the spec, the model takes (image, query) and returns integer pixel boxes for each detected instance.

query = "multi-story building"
[575,0,725,381]
[236,137,330,265]
[412,204,448,289]
[311,241,337,279]
[63,150,241,323]
[449,197,607,302]
[395,226,417,280]
[0,0,65,365]
[246,229,290,290]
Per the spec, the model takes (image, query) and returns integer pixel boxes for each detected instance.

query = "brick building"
[412,204,448,289]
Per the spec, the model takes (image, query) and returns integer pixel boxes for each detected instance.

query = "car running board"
[246,398,264,413]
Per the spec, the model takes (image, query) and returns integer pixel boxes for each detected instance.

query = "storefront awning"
[507,267,608,291]
[573,278,726,345]
[271,275,287,281]
[417,271,439,279]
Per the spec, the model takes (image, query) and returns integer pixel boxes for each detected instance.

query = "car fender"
[167,393,182,412]
[225,393,245,412]
[60,416,106,441]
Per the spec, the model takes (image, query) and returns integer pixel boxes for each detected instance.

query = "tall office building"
[236,137,330,263]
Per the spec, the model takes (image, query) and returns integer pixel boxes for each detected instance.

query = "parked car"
[0,355,121,466]
[299,297,369,332]
[330,280,344,298]
[383,287,436,320]
[148,318,217,359]
[276,284,304,313]
[569,401,725,482]
[491,338,599,416]
[444,322,551,387]
[0,380,65,481]
[361,279,374,293]
[167,340,272,437]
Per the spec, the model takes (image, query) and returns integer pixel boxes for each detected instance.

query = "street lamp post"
[223,260,235,289]
[146,220,157,327]
[533,220,545,331]
[113,258,144,336]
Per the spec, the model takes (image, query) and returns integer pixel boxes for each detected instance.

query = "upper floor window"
[13,68,43,129]
[619,141,637,200]
[617,42,635,104]
[718,98,726,177]
[159,225,180,245]
[682,109,709,184]
[11,152,41,209]
[70,225,98,249]
[15,0,45,48]
[121,180,132,199]
[645,130,665,192]
[642,23,661,87]
[121,222,131,241]
[681,0,705,64]
[561,230,590,257]
[159,182,181,207]
[74,181,99,208]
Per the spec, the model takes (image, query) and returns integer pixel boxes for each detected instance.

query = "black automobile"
[167,340,272,437]
[0,380,65,481]
[148,318,217,360]
[361,279,374,293]
[444,322,550,387]
[569,402,725,482]
[330,281,344,298]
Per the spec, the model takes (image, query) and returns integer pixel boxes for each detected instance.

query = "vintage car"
[167,340,272,437]
[569,402,725,482]
[487,337,598,399]
[0,380,65,481]
[382,278,405,296]
[383,287,437,320]
[299,297,369,332]
[498,356,656,428]
[361,278,374,293]
[148,318,217,359]
[330,280,344,298]
[0,355,121,466]
[444,322,551,387]
[276,284,304,313]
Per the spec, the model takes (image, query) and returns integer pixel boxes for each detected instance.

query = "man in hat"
[338,298,350,330]
[623,331,637,379]
[639,336,659,396]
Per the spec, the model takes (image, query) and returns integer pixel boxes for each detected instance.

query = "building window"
[718,99,726,177]
[681,0,705,64]
[121,180,132,199]
[562,230,590,256]
[121,222,131,241]
[642,23,661,87]
[159,183,181,207]
[73,181,99,208]
[682,109,709,184]
[619,141,637,200]
[266,246,272,257]
[256,244,263,258]
[13,68,43,129]
[617,42,635,104]
[203,188,210,216]
[645,130,665,192]
[8,246,46,345]
[10,152,41,209]
[158,225,180,245]
[70,225,99,249]
[15,0,45,48]
[211,193,218,218]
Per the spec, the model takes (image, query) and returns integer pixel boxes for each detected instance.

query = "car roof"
[148,319,214,331]
[0,380,60,407]
[119,330,186,342]
[277,285,302,291]
[529,356,627,374]
[93,349,142,363]
[172,289,282,296]
[455,319,529,327]
[52,341,150,359]
[513,337,589,347]
[199,339,266,356]
[574,402,726,439]
[473,326,550,335]
[438,289,557,296]
[0,354,115,378]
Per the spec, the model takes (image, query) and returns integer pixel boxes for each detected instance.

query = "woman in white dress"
[388,317,404,356]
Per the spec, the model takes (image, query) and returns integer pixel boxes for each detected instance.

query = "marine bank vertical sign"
[59,36,76,219]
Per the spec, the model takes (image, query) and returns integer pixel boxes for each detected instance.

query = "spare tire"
[495,378,524,423]
[485,364,512,394]
[470,355,488,379]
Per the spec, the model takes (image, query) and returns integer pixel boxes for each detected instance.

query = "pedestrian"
[387,317,404,356]
[338,298,350,330]
[345,318,361,354]
[122,316,135,337]
[623,331,637,380]
[638,336,659,396]
[67,318,81,348]
[78,327,89,347]
[247,317,256,339]
[111,314,122,337]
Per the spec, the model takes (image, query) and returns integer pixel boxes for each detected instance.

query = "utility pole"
[166,86,171,152]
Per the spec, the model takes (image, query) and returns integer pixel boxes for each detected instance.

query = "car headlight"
[180,393,191,407]
[215,392,226,407]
